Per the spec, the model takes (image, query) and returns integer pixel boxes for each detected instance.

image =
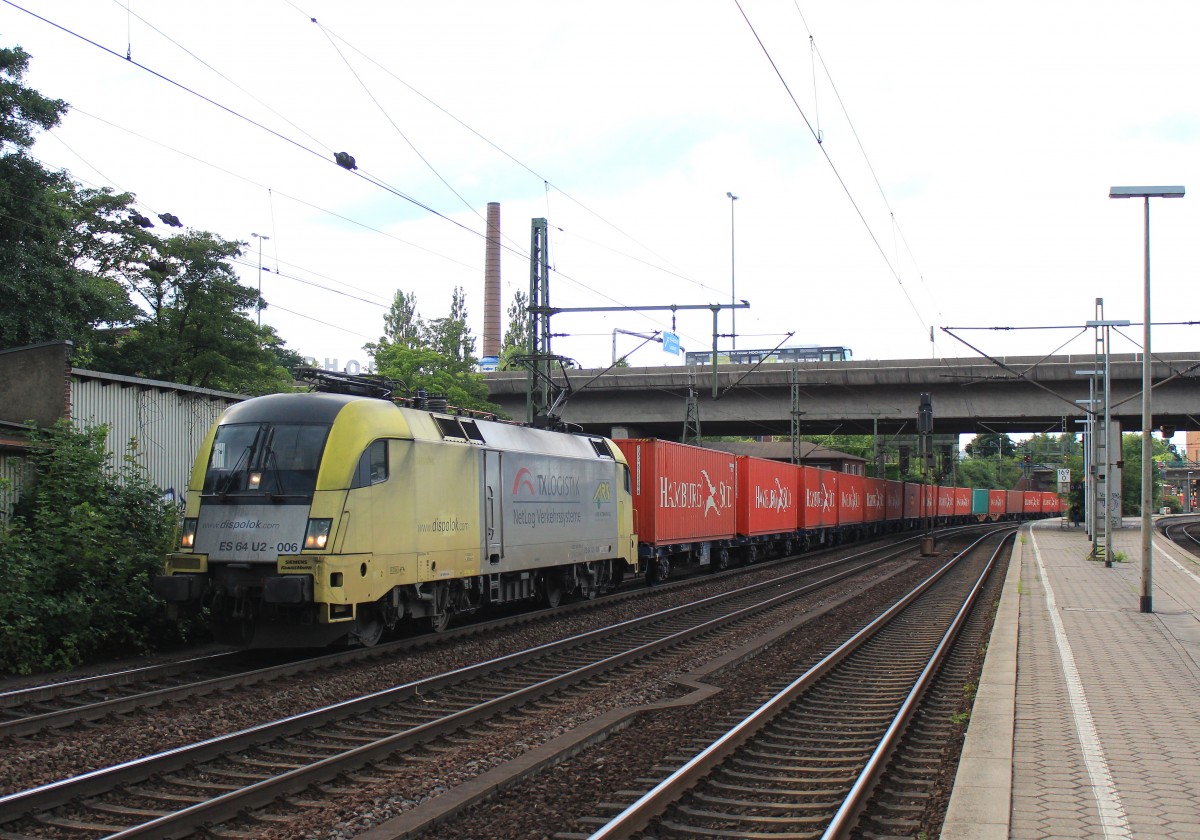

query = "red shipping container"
[1023,491,1042,514]
[954,487,972,516]
[1006,490,1023,515]
[903,482,923,520]
[1043,492,1059,514]
[884,480,905,522]
[802,468,839,528]
[736,456,801,537]
[839,474,865,525]
[864,478,886,522]
[989,490,1007,519]
[613,439,737,545]
[937,486,955,517]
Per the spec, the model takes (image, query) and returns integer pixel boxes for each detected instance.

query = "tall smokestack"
[483,201,501,359]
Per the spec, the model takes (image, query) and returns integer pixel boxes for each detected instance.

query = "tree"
[426,286,476,364]
[381,289,423,349]
[965,432,1015,459]
[499,289,529,370]
[0,48,136,349]
[1120,432,1176,514]
[90,230,293,394]
[369,286,500,415]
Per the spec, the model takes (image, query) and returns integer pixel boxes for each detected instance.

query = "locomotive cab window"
[352,440,389,488]
[202,422,329,498]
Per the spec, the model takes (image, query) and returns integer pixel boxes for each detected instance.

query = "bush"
[0,421,202,675]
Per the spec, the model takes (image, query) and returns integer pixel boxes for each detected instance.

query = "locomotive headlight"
[180,518,198,549]
[248,471,262,489]
[304,518,333,550]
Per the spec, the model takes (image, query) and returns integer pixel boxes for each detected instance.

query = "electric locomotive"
[155,372,638,646]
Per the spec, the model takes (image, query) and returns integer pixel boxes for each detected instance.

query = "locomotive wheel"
[423,583,451,633]
[354,606,385,647]
[541,573,564,608]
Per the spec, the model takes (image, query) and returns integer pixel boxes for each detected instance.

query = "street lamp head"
[726,192,738,201]
[1109,185,1185,199]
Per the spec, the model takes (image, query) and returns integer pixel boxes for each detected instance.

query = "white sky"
[5,1,1200,375]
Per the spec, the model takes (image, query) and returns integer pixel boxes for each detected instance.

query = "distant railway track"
[1161,516,1200,558]
[584,528,1013,840]
[0,532,955,839]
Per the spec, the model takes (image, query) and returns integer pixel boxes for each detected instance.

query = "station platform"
[942,519,1200,839]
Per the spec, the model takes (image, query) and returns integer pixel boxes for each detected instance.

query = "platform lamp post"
[726,192,738,351]
[1109,185,1185,613]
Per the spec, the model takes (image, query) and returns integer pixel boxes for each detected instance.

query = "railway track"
[583,528,1014,840]
[0,535,940,839]
[1160,515,1200,558]
[0,529,961,740]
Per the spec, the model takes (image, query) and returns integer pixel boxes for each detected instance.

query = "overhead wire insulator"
[131,213,154,228]
[334,152,357,171]
[158,212,183,227]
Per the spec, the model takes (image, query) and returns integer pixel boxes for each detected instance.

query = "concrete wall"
[0,341,72,427]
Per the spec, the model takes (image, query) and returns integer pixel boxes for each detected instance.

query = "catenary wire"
[733,0,929,339]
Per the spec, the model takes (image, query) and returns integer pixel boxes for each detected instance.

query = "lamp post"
[726,192,738,351]
[1109,184,1185,613]
[251,232,270,328]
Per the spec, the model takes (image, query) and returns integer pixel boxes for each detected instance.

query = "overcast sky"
[5,1,1199,374]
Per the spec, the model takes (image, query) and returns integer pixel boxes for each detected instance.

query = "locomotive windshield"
[202,422,330,498]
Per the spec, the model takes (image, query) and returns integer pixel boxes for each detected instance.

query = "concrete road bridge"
[483,352,1200,439]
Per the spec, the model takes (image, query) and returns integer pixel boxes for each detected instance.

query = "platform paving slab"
[943,519,1200,840]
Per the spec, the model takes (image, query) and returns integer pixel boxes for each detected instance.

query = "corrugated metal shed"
[70,369,244,504]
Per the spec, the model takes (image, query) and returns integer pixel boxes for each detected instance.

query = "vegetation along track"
[585,528,1014,840]
[0,532,958,839]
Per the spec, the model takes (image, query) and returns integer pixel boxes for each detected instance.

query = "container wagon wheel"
[647,556,670,584]
[712,546,731,572]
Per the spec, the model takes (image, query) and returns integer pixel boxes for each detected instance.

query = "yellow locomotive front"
[156,388,637,646]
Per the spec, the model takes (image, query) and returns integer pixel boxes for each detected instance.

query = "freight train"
[154,373,1059,646]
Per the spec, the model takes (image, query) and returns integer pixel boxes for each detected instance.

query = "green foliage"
[964,432,1016,459]
[1119,432,1177,513]
[0,49,138,350]
[499,289,529,370]
[803,434,874,461]
[369,286,501,415]
[88,230,294,395]
[0,422,198,675]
